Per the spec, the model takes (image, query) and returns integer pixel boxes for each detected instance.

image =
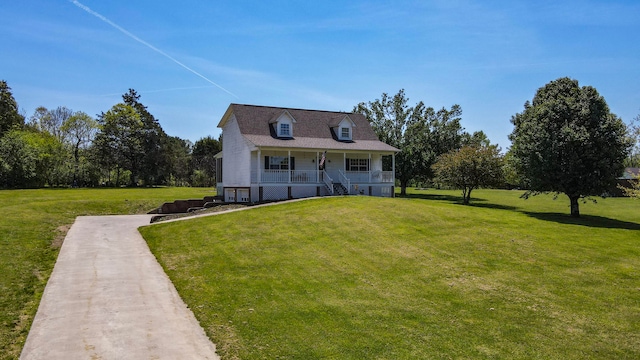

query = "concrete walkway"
[20,215,220,360]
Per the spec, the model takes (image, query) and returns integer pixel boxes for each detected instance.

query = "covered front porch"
[252,169,394,184]
[250,149,395,195]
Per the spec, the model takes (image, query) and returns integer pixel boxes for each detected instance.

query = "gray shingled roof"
[219,104,399,153]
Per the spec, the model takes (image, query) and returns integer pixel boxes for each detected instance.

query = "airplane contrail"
[99,85,221,97]
[70,0,239,99]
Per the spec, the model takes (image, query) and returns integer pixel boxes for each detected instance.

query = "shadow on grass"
[399,193,521,211]
[399,192,640,230]
[523,212,640,230]
[398,193,484,203]
[467,202,519,211]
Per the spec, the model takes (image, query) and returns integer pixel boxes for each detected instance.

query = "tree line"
[355,78,638,216]
[0,81,220,188]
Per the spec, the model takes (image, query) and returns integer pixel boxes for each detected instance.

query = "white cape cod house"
[215,104,399,203]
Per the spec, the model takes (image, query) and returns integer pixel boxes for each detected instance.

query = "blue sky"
[2,1,639,149]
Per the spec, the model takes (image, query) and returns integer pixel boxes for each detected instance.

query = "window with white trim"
[341,127,351,140]
[346,158,369,172]
[265,156,295,170]
[279,123,290,137]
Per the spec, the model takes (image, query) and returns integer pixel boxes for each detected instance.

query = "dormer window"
[341,127,351,140]
[280,123,291,137]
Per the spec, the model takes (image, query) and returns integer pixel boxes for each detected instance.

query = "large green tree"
[0,129,68,188]
[92,91,197,187]
[61,111,98,185]
[354,90,463,195]
[93,104,145,186]
[509,77,631,217]
[30,130,69,186]
[0,80,24,136]
[502,149,526,189]
[123,89,168,185]
[27,106,98,186]
[354,90,415,195]
[0,130,39,187]
[162,136,193,186]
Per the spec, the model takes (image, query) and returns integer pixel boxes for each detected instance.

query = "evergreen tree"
[122,89,167,185]
[0,80,25,136]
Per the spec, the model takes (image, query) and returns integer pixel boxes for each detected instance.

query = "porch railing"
[322,170,334,194]
[255,170,319,183]
[251,170,394,184]
[261,170,289,183]
[291,170,317,183]
[379,171,394,183]
[345,171,369,182]
[338,170,351,194]
[344,171,394,183]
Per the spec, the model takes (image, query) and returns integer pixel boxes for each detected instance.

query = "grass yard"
[0,187,216,360]
[141,189,640,359]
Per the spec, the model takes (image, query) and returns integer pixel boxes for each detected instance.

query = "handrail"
[338,170,351,195]
[322,170,334,194]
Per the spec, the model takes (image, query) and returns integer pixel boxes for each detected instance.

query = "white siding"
[221,115,252,187]
[251,152,258,174]
[324,153,344,180]
[291,152,316,171]
[371,154,383,172]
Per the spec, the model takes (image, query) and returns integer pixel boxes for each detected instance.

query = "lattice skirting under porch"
[258,185,321,201]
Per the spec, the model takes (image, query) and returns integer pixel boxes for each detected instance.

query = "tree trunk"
[73,144,80,186]
[569,195,580,217]
[400,179,408,196]
[463,187,472,205]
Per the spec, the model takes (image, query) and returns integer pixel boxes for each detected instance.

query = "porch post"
[257,148,261,184]
[316,151,319,183]
[288,150,291,183]
[343,152,346,173]
[392,153,396,193]
[369,153,372,183]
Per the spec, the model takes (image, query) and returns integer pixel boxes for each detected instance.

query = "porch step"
[333,183,349,196]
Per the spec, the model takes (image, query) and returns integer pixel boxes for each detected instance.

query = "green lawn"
[141,190,640,360]
[0,187,216,360]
